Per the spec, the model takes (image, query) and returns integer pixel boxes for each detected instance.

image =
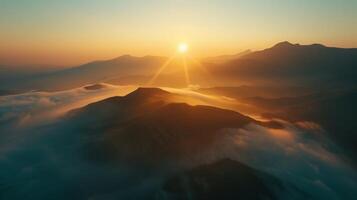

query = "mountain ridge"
[65,87,281,165]
[210,41,357,88]
[2,41,357,93]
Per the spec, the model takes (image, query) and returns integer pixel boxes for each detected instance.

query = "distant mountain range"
[9,55,168,91]
[203,49,252,64]
[1,41,356,94]
[209,41,357,88]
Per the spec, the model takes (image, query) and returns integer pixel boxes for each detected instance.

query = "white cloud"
[216,124,357,199]
[0,84,137,127]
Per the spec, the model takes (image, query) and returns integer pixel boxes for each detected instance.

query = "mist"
[0,85,356,199]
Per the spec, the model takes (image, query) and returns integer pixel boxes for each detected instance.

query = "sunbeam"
[187,55,217,86]
[182,56,190,87]
[147,54,176,86]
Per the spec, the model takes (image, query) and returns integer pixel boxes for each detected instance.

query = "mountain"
[8,55,167,91]
[0,64,63,93]
[209,41,357,88]
[203,50,252,64]
[3,41,357,93]
[2,41,357,94]
[198,85,314,99]
[240,89,357,164]
[1,87,356,199]
[65,87,279,166]
[161,159,284,200]
[7,54,203,92]
[0,87,282,199]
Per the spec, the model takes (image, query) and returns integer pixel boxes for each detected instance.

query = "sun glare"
[148,42,193,87]
[178,43,188,53]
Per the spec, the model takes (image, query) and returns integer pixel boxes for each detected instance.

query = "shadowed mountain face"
[59,89,290,199]
[66,88,262,166]
[161,159,281,200]
[209,42,357,88]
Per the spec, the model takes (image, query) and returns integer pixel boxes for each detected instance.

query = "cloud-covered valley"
[0,85,356,199]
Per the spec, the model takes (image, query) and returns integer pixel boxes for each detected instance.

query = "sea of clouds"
[0,84,356,199]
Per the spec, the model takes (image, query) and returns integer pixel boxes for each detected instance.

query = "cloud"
[0,84,137,127]
[216,124,357,199]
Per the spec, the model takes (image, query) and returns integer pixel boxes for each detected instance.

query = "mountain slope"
[14,55,167,91]
[4,41,357,92]
[161,159,283,200]
[209,41,357,88]
[65,88,278,165]
[203,50,252,64]
[241,89,357,164]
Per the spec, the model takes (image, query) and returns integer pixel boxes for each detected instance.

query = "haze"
[1,0,357,66]
[1,1,357,199]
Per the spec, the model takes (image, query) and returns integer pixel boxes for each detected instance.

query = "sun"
[148,42,192,86]
[178,43,188,54]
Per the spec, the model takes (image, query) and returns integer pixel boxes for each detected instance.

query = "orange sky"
[1,0,356,67]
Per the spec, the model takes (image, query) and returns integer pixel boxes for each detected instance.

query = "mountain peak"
[310,43,326,48]
[272,41,328,50]
[125,87,171,99]
[113,54,136,60]
[133,87,167,94]
[273,41,296,49]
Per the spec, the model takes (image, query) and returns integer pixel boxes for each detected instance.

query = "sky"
[1,0,357,66]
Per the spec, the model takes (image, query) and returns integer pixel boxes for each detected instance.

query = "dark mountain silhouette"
[66,88,279,166]
[161,158,283,200]
[209,41,357,88]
